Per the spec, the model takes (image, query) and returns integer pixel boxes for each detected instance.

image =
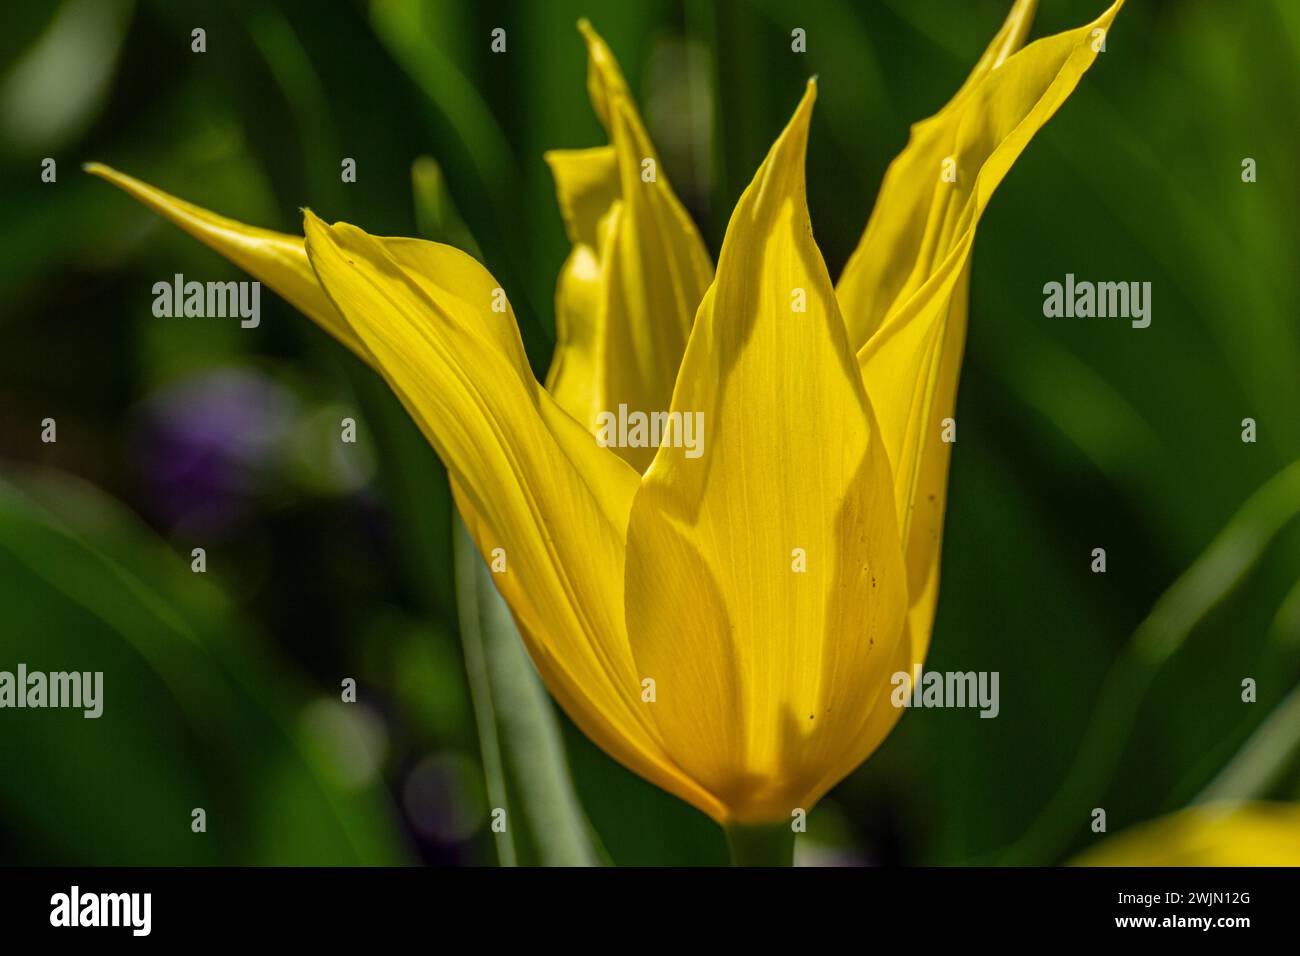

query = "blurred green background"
[1,0,1298,866]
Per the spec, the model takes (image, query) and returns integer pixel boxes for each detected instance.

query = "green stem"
[725,822,796,867]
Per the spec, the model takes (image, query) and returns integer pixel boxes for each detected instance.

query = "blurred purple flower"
[132,367,294,533]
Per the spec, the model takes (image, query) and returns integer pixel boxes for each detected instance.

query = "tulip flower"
[89,0,1122,862]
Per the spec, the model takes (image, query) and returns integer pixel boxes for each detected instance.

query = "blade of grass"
[1194,683,1300,804]
[370,0,549,356]
[999,458,1300,864]
[453,512,517,867]
[452,514,597,866]
[242,5,343,211]
[0,467,407,864]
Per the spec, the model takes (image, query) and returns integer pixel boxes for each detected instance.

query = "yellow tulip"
[88,0,1123,844]
[1074,802,1300,866]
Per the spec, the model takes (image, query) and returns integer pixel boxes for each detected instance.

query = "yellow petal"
[87,161,727,819]
[949,0,1040,116]
[836,0,1041,346]
[1075,803,1300,866]
[543,145,618,428]
[545,145,618,252]
[543,22,713,472]
[83,163,371,363]
[623,82,908,824]
[301,214,726,821]
[577,18,627,133]
[842,0,1123,660]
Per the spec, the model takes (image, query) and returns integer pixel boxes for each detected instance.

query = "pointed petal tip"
[791,77,817,127]
[1079,0,1125,49]
[301,207,328,235]
[800,77,819,112]
[83,161,126,184]
[577,18,600,48]
[1088,0,1125,31]
[754,82,816,183]
[987,0,1038,70]
[81,163,160,203]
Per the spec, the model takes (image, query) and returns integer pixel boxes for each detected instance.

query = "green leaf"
[412,155,481,259]
[1195,684,1300,804]
[0,467,407,865]
[453,514,597,866]
[1001,458,1300,864]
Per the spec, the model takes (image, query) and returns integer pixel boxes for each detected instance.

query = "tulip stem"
[725,822,795,867]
